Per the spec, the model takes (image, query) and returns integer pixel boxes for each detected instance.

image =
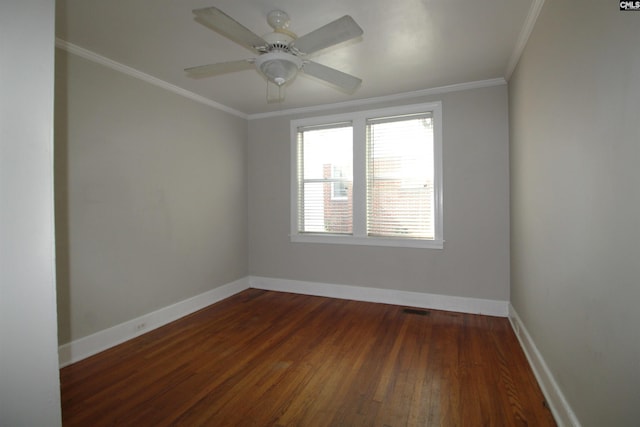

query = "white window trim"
[290,102,444,249]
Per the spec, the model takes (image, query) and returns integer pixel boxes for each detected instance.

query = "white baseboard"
[58,277,250,367]
[59,275,577,426]
[508,304,581,427]
[58,276,508,368]
[249,276,509,317]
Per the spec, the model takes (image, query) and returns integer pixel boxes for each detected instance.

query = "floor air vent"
[402,308,430,316]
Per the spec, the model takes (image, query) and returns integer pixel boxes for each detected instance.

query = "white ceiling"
[56,0,534,116]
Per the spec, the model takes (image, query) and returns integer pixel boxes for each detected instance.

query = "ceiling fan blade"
[291,15,363,55]
[185,60,254,78]
[193,7,268,53]
[302,61,362,92]
[267,81,286,104]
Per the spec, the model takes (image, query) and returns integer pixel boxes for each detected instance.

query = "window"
[331,166,349,201]
[296,123,353,234]
[291,102,443,248]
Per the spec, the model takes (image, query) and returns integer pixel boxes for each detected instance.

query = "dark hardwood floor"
[60,289,556,426]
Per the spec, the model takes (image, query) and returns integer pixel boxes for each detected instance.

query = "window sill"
[290,233,444,249]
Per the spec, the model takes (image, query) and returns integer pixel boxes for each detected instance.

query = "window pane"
[367,114,434,239]
[298,124,353,234]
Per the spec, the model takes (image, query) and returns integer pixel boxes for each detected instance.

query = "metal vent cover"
[402,308,430,316]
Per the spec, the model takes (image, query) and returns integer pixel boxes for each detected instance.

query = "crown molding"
[56,38,514,121]
[247,78,506,120]
[55,38,248,119]
[505,0,546,79]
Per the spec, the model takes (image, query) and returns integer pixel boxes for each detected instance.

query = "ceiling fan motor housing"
[254,30,304,86]
[261,31,296,52]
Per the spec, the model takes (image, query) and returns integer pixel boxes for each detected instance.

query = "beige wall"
[509,0,640,425]
[55,50,248,344]
[249,85,510,300]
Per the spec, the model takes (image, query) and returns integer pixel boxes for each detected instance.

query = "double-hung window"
[291,102,443,249]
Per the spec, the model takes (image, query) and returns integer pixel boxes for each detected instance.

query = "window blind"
[366,113,435,239]
[297,123,353,234]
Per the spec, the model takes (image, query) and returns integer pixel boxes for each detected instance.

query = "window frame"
[290,102,443,249]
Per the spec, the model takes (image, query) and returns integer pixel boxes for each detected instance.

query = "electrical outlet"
[135,322,146,331]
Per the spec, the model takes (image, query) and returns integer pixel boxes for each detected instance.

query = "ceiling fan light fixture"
[254,51,303,86]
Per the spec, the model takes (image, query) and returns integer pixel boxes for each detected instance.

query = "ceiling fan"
[185,7,364,102]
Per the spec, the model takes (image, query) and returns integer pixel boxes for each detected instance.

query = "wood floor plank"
[60,289,556,426]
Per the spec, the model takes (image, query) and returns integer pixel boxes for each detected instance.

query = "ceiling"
[55,0,534,116]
